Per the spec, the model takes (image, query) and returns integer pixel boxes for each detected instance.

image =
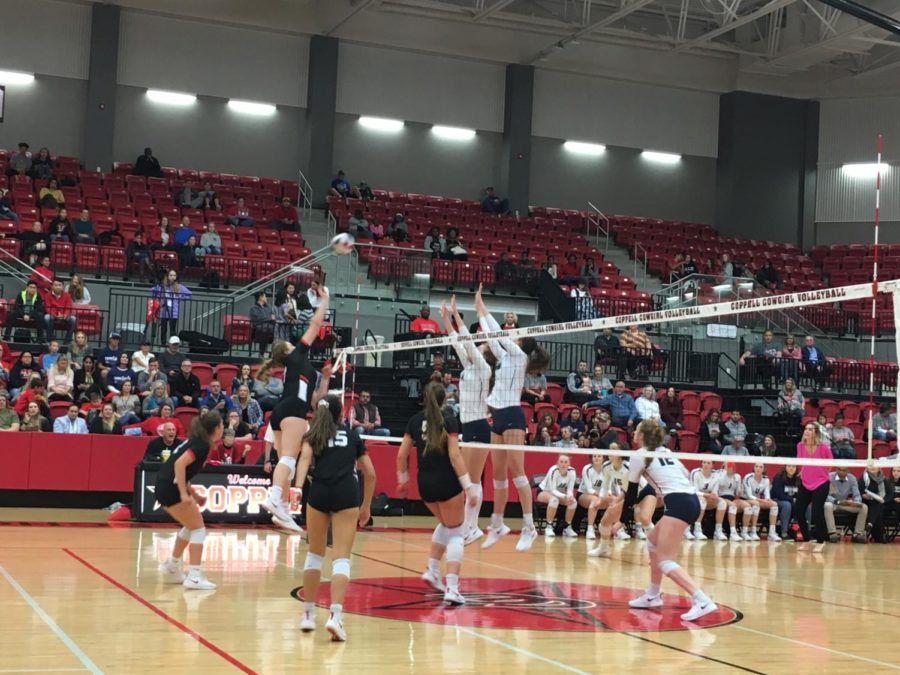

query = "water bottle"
[224,454,232,465]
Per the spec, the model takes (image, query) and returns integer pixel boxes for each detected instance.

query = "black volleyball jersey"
[405,410,460,473]
[281,340,317,405]
[157,438,210,485]
[309,427,366,483]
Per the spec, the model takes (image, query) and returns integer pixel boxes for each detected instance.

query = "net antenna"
[866,135,884,460]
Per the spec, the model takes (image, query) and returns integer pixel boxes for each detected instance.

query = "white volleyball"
[331,233,355,255]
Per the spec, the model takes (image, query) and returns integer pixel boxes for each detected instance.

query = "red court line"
[1,520,442,534]
[62,548,257,674]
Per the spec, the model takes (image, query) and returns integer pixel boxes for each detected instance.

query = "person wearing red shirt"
[226,197,255,227]
[43,278,76,344]
[30,255,54,293]
[410,306,442,334]
[141,402,187,437]
[271,196,300,232]
[558,253,582,284]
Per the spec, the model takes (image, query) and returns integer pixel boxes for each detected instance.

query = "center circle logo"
[290,577,742,632]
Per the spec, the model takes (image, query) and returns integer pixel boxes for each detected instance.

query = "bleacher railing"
[0,245,39,286]
[737,356,896,398]
[296,169,313,224]
[586,201,610,252]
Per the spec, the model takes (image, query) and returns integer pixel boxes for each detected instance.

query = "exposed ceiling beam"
[526,0,658,63]
[674,0,799,52]
[327,0,382,36]
[472,0,518,22]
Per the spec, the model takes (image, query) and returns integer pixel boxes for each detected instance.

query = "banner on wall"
[133,463,300,524]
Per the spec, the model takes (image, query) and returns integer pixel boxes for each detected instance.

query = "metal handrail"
[297,169,313,223]
[0,245,39,285]
[586,201,610,252]
[633,241,648,280]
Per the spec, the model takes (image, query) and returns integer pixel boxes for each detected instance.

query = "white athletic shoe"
[516,527,538,552]
[562,526,578,538]
[585,528,596,540]
[325,614,346,642]
[463,526,484,546]
[741,530,753,541]
[443,588,466,605]
[587,543,611,558]
[681,600,718,622]
[768,530,782,542]
[693,524,707,541]
[481,524,511,549]
[183,574,217,591]
[714,530,727,541]
[729,531,743,542]
[544,527,556,539]
[683,528,695,541]
[271,513,303,534]
[749,531,761,542]
[299,610,316,632]
[158,561,185,584]
[261,496,290,520]
[421,568,446,593]
[615,528,631,541]
[635,526,647,541]
[629,592,663,609]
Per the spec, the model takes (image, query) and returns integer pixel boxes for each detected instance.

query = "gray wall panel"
[0,76,88,159]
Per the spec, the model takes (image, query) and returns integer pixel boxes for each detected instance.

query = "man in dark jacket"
[249,291,274,357]
[4,281,45,341]
[134,147,164,178]
[170,359,202,408]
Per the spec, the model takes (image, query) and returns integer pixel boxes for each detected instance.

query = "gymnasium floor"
[0,509,898,674]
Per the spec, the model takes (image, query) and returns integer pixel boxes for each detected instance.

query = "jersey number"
[657,457,675,467]
[297,379,309,401]
[328,430,349,448]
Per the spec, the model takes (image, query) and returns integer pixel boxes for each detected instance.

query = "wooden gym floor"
[0,509,898,674]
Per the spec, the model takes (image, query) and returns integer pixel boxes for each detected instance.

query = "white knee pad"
[548,496,560,508]
[512,475,530,488]
[188,528,206,544]
[493,478,508,491]
[728,505,738,515]
[304,552,323,571]
[432,524,449,546]
[770,505,778,516]
[177,527,191,541]
[658,559,680,576]
[750,505,760,517]
[332,558,351,579]
[716,500,728,512]
[445,525,465,563]
[278,455,297,480]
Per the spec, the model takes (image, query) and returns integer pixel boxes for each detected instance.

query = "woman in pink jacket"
[795,422,833,546]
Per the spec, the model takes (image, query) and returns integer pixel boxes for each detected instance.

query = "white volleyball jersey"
[580,463,604,495]
[599,460,630,497]
[479,314,527,410]
[716,471,743,498]
[539,465,576,498]
[449,327,491,423]
[628,447,695,496]
[691,468,720,495]
[743,474,771,500]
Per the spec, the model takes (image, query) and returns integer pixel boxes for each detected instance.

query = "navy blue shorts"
[490,406,527,434]
[461,419,491,444]
[663,492,702,525]
[638,484,657,502]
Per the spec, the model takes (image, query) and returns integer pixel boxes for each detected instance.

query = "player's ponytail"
[304,394,341,456]
[257,341,290,382]
[422,382,448,455]
[636,419,665,450]
[189,410,224,446]
[521,337,551,375]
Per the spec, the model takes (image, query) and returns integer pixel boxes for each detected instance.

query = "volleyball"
[331,233,355,255]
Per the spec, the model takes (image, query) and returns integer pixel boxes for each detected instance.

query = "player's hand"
[192,488,207,507]
[440,300,448,323]
[358,506,371,528]
[396,480,409,499]
[263,461,273,473]
[450,295,458,315]
[180,491,194,505]
[321,360,333,380]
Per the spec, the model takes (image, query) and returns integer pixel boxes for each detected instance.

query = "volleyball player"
[625,420,718,621]
[294,395,376,641]
[599,450,636,540]
[714,463,748,542]
[743,462,781,541]
[537,454,578,538]
[440,297,495,545]
[577,453,606,540]
[474,285,550,551]
[396,382,478,605]
[157,411,224,590]
[261,287,331,533]
[688,460,720,540]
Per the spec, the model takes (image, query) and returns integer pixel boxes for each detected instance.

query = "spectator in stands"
[887,467,900,520]
[43,279,76,345]
[6,142,32,177]
[41,340,60,371]
[680,254,698,278]
[226,197,255,227]
[329,170,360,199]
[348,209,371,240]
[48,207,72,240]
[200,380,234,422]
[0,392,20,431]
[177,234,202,269]
[801,335,831,391]
[501,312,519,330]
[209,427,250,463]
[8,352,42,399]
[368,218,385,240]
[668,253,685,282]
[565,360,593,405]
[597,380,637,429]
[174,216,197,247]
[560,408,586,438]
[0,188,18,224]
[424,227,445,258]
[544,255,558,280]
[481,186,509,215]
[143,422,181,462]
[830,414,856,459]
[200,222,222,255]
[131,340,154,375]
[489,253,513,285]
[251,366,282,412]
[659,387,683,432]
[142,380,173,418]
[872,403,896,441]
[739,329,781,385]
[358,180,373,201]
[4,282,45,343]
[170,360,201,408]
[756,259,782,290]
[249,291,274,358]
[20,221,49,266]
[68,331,89,369]
[635,385,664,428]
[410,305,442,334]
[39,179,65,210]
[89,402,123,435]
[760,434,777,456]
[141,402,185,437]
[20,400,50,432]
[98,332,124,371]
[73,355,103,402]
[824,467,868,543]
[158,336,186,378]
[348,390,390,437]
[780,334,801,381]
[15,376,48,416]
[444,228,467,261]
[724,410,748,443]
[231,364,253,398]
[771,464,800,540]
[590,366,612,399]
[534,413,559,446]
[554,427,578,449]
[590,410,621,448]
[388,213,409,243]
[720,253,734,284]
[557,253,581,285]
[775,377,804,432]
[700,409,727,452]
[107,352,137,396]
[594,327,619,366]
[151,270,191,345]
[111,379,142,425]
[31,147,53,180]
[31,256,54,293]
[722,433,749,456]
[196,182,217,208]
[306,278,329,309]
[174,181,199,209]
[521,369,548,406]
[618,324,652,379]
[67,274,92,306]
[272,196,300,232]
[134,147,163,178]
[149,216,176,251]
[125,231,153,279]
[570,280,594,320]
[232,384,263,436]
[421,352,446,392]
[859,463,887,543]
[46,354,74,402]
[225,409,253,441]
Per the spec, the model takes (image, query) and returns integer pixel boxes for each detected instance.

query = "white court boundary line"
[0,564,103,675]
[454,625,590,675]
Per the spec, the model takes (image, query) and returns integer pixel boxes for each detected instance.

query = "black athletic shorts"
[418,469,463,504]
[663,492,702,525]
[719,494,736,501]
[307,474,360,513]
[638,484,657,502]
[490,406,527,434]
[269,398,310,431]
[155,479,182,508]
[462,419,491,444]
